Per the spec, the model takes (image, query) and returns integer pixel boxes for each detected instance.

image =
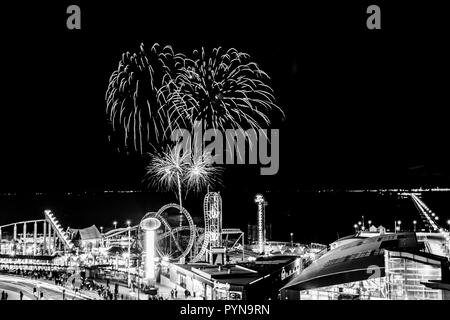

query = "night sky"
[1,1,449,244]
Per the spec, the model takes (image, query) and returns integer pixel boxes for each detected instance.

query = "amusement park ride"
[101,192,246,264]
[2,192,446,263]
[0,209,73,256]
[0,190,271,288]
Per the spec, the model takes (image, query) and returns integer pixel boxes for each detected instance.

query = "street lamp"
[36,284,41,300]
[113,221,117,229]
[127,220,131,288]
[353,224,358,233]
[397,220,402,232]
[290,233,294,247]
[99,226,104,251]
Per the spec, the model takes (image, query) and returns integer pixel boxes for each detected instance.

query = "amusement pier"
[0,192,449,300]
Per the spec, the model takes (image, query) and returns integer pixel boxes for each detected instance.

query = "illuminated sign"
[214,281,230,290]
[281,259,301,281]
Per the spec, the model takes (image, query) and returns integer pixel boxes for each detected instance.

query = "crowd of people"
[0,266,175,301]
[0,267,82,290]
[0,267,69,283]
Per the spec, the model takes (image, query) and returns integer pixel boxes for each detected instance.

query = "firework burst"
[105,43,185,153]
[145,145,222,204]
[161,47,284,133]
[145,144,189,193]
[184,151,223,193]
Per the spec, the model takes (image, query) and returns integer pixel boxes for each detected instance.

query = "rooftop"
[70,225,101,241]
[283,232,450,292]
[173,255,297,287]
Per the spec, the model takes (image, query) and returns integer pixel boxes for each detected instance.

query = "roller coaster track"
[159,226,195,240]
[158,216,184,254]
[101,200,245,263]
[140,203,196,262]
[0,210,75,255]
[191,193,216,262]
[192,232,210,262]
[223,228,243,235]
[103,226,139,239]
[0,220,45,229]
[191,196,245,263]
[44,210,74,250]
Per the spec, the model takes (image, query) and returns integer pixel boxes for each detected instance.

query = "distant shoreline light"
[1,187,450,197]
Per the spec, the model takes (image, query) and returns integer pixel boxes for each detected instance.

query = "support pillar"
[0,227,2,254]
[23,223,27,255]
[48,223,52,254]
[54,227,57,251]
[43,221,47,255]
[254,194,267,254]
[242,232,245,261]
[33,221,37,256]
[13,224,17,255]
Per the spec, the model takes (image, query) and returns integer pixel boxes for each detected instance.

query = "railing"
[44,211,73,250]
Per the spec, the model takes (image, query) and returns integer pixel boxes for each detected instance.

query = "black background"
[0,1,449,244]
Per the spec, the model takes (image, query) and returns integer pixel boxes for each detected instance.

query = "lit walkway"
[0,275,90,300]
[0,274,203,300]
[78,278,202,300]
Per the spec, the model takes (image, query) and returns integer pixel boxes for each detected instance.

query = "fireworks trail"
[145,145,222,211]
[161,47,284,135]
[105,43,185,153]
[145,144,188,217]
[145,144,188,193]
[184,151,223,194]
[106,44,281,187]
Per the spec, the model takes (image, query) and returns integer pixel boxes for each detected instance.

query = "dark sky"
[0,1,449,242]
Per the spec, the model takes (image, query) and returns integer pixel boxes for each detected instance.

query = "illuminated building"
[67,225,102,252]
[162,255,301,300]
[282,232,450,300]
[247,223,272,245]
